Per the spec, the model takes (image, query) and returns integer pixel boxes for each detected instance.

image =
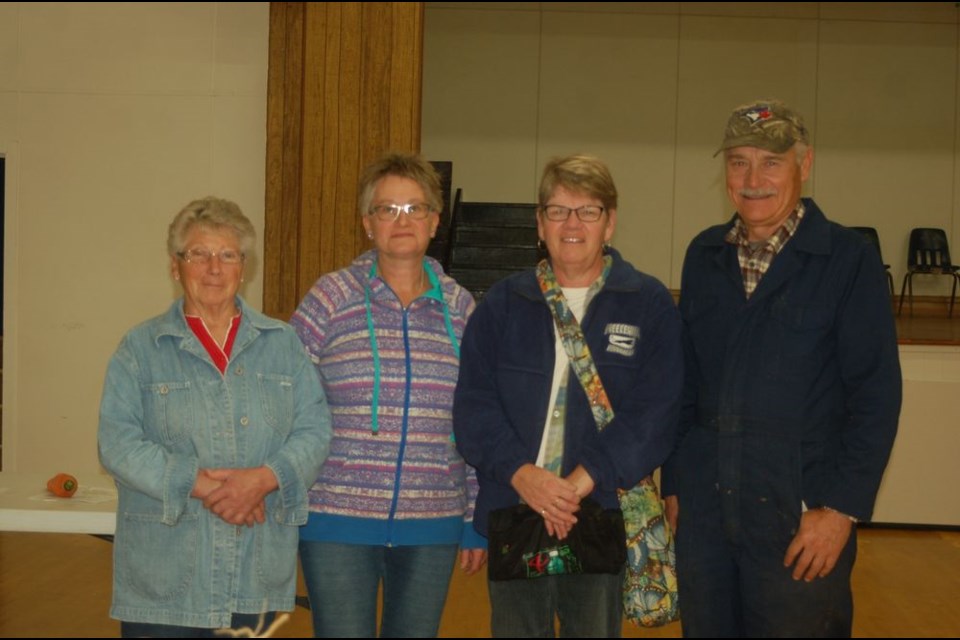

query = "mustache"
[738,188,777,198]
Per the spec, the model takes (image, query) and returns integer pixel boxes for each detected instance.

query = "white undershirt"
[536,286,590,468]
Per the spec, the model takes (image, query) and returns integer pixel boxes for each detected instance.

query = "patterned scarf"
[536,255,615,434]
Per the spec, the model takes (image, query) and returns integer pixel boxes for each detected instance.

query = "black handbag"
[487,498,626,581]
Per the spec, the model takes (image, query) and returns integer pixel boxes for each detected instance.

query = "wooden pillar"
[264,2,424,319]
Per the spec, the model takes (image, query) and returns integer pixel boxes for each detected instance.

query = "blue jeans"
[120,613,277,638]
[488,571,623,638]
[299,541,458,638]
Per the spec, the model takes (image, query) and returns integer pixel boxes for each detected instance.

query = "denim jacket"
[98,298,332,628]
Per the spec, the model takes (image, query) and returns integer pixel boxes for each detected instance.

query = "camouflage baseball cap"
[715,99,809,156]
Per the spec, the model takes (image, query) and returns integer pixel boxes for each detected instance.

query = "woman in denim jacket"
[98,197,332,637]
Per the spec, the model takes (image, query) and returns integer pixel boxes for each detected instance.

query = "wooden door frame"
[263,2,424,319]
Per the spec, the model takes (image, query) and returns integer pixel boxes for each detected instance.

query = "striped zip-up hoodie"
[291,250,484,548]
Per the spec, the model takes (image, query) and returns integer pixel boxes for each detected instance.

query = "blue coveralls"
[662,200,901,637]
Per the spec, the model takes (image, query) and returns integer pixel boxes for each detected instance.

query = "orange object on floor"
[46,473,78,498]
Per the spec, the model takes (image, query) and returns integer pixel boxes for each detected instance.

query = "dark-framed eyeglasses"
[367,202,434,221]
[176,248,245,264]
[540,204,605,222]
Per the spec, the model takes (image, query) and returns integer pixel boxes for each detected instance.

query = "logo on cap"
[742,107,773,125]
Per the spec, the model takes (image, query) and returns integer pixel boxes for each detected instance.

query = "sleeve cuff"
[266,456,308,526]
[821,505,859,523]
[162,454,198,526]
[460,522,487,549]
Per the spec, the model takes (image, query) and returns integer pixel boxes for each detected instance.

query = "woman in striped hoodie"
[291,152,485,638]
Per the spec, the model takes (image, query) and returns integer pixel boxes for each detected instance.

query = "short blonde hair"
[357,152,443,215]
[538,154,618,211]
[167,196,256,257]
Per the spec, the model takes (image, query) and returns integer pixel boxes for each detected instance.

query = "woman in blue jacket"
[454,155,683,637]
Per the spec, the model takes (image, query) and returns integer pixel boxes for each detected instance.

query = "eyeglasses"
[368,202,434,221]
[540,205,605,222]
[177,248,245,264]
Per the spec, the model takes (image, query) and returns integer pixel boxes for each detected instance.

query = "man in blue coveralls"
[662,99,902,637]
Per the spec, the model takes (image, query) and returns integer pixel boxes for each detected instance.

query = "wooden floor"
[895,314,960,345]
[1,528,958,637]
[890,293,960,345]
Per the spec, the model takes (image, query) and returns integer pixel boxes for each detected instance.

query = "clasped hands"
[190,467,279,527]
[511,463,595,540]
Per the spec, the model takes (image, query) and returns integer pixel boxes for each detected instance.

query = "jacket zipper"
[385,308,412,546]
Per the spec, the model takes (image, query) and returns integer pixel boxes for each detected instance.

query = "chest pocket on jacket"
[594,349,642,399]
[141,381,194,445]
[258,373,294,436]
[765,301,834,380]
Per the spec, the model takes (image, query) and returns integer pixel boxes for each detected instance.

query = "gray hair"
[357,152,443,216]
[793,141,810,167]
[167,196,256,257]
[722,140,811,168]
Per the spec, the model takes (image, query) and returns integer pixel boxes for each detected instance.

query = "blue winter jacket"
[661,199,901,522]
[454,249,683,535]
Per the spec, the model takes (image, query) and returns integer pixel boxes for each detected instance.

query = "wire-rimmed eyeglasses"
[367,202,434,221]
[176,248,245,264]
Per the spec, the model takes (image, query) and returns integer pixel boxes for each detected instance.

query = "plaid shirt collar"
[725,201,805,250]
[725,201,805,297]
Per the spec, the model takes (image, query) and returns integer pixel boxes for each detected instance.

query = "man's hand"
[511,464,580,539]
[783,507,853,581]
